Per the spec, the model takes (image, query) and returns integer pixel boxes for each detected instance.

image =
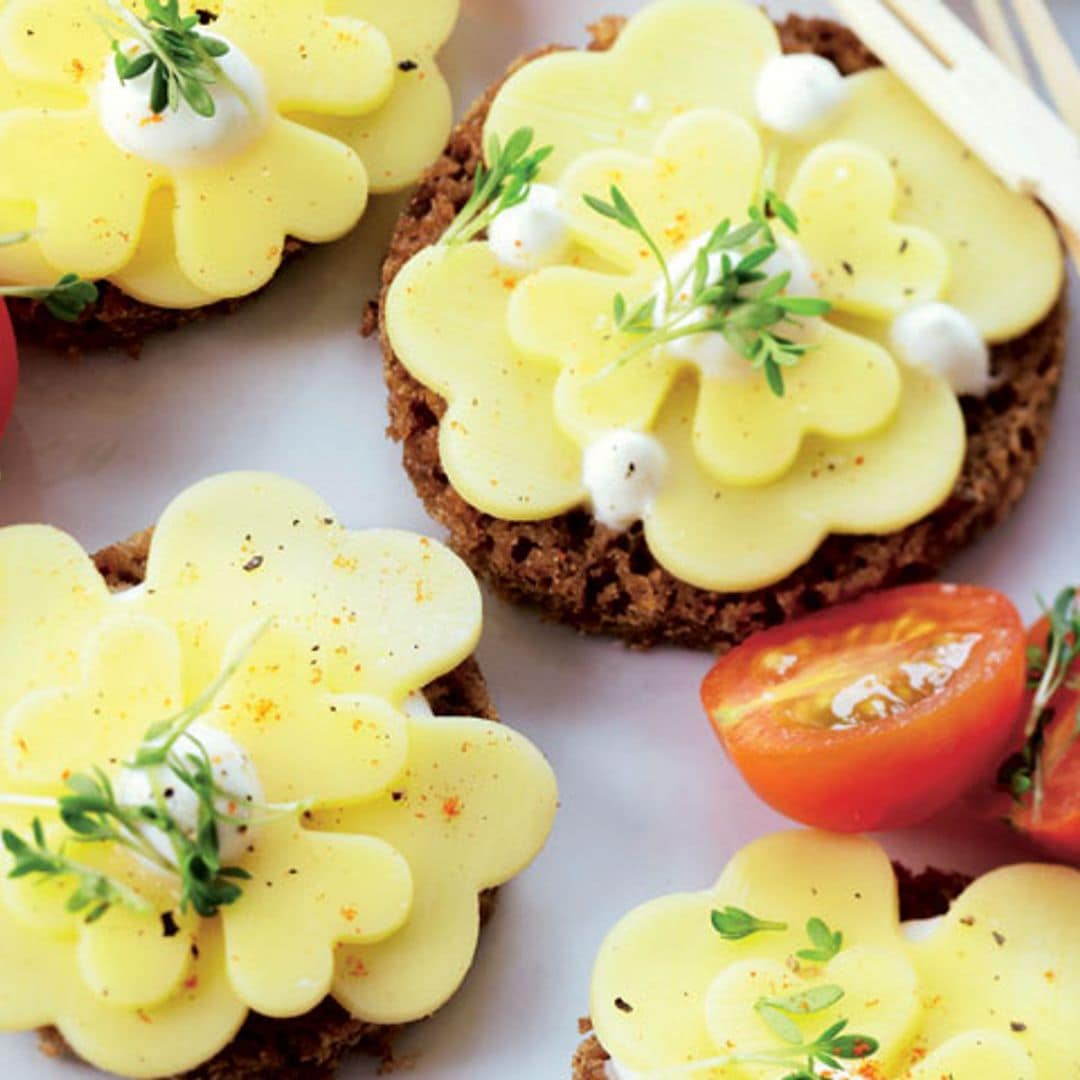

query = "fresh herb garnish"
[441,127,553,247]
[0,621,305,922]
[656,1015,878,1076]
[584,173,831,397]
[998,586,1080,816]
[3,816,149,924]
[103,0,233,118]
[663,911,876,1076]
[0,232,98,322]
[710,905,788,940]
[797,916,844,963]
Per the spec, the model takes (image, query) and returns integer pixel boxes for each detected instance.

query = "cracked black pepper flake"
[614,997,633,1013]
[992,930,1006,946]
[242,554,264,572]
[391,791,405,802]
[841,260,855,276]
[161,911,180,938]
[1010,1021,1028,1032]
[398,59,419,72]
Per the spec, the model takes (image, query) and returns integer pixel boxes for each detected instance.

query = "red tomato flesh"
[0,302,15,437]
[1007,615,1080,862]
[702,584,1028,832]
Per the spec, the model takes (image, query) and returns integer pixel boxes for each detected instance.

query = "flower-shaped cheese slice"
[0,473,557,1075]
[314,711,558,1025]
[590,830,1080,1077]
[590,830,906,1071]
[0,911,248,1080]
[128,472,483,703]
[485,0,1062,343]
[0,0,459,307]
[393,106,915,490]
[1,613,415,1019]
[299,0,459,193]
[785,141,948,319]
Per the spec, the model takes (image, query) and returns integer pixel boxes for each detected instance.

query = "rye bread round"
[378,14,1068,653]
[36,528,498,1079]
[568,861,974,1079]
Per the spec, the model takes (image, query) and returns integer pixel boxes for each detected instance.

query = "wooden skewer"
[973,0,1029,79]
[831,0,1080,273]
[1009,0,1080,133]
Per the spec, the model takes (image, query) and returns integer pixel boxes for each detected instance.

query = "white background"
[1,1,1077,1077]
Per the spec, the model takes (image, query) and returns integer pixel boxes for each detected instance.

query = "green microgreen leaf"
[797,917,844,963]
[582,177,831,395]
[0,236,99,322]
[710,905,788,940]
[0,620,303,923]
[101,0,242,119]
[999,586,1080,817]
[441,127,553,247]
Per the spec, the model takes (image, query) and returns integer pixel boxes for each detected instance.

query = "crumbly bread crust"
[379,14,1068,652]
[569,861,973,1078]
[36,529,498,1079]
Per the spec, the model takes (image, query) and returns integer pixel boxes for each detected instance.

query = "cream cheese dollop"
[583,430,668,531]
[98,37,270,169]
[488,183,572,271]
[754,54,849,137]
[115,721,264,867]
[890,302,991,396]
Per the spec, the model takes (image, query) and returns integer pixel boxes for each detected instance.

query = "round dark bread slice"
[379,14,1068,653]
[568,861,974,1079]
[35,528,498,1079]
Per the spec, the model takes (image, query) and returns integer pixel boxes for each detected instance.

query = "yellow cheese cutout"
[591,831,902,1071]
[784,69,1064,341]
[645,371,961,591]
[131,473,483,701]
[0,0,460,305]
[486,0,780,180]
[786,141,949,319]
[319,715,559,1026]
[590,831,1080,1076]
[0,472,556,1075]
[387,245,586,521]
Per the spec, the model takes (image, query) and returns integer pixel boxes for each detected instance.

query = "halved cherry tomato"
[702,584,1028,832]
[0,301,15,437]
[1002,614,1080,863]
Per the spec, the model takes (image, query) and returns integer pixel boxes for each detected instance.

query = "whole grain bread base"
[37,528,499,1079]
[569,862,974,1079]
[379,14,1068,653]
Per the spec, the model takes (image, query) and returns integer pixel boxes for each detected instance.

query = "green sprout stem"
[584,177,831,397]
[440,127,554,247]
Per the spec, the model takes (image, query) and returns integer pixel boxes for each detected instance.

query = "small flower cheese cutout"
[386,0,1064,593]
[0,473,557,1077]
[0,0,459,307]
[590,830,1080,1078]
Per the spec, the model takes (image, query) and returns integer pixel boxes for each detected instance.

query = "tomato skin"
[0,302,16,438]
[1004,616,1080,863]
[702,585,1028,833]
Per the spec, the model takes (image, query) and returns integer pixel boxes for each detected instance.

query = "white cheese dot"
[583,430,668,532]
[630,91,652,114]
[116,722,264,868]
[890,302,990,396]
[488,183,571,272]
[755,54,849,136]
[99,37,270,169]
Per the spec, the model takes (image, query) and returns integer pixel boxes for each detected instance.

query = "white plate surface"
[0,2,1077,1077]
